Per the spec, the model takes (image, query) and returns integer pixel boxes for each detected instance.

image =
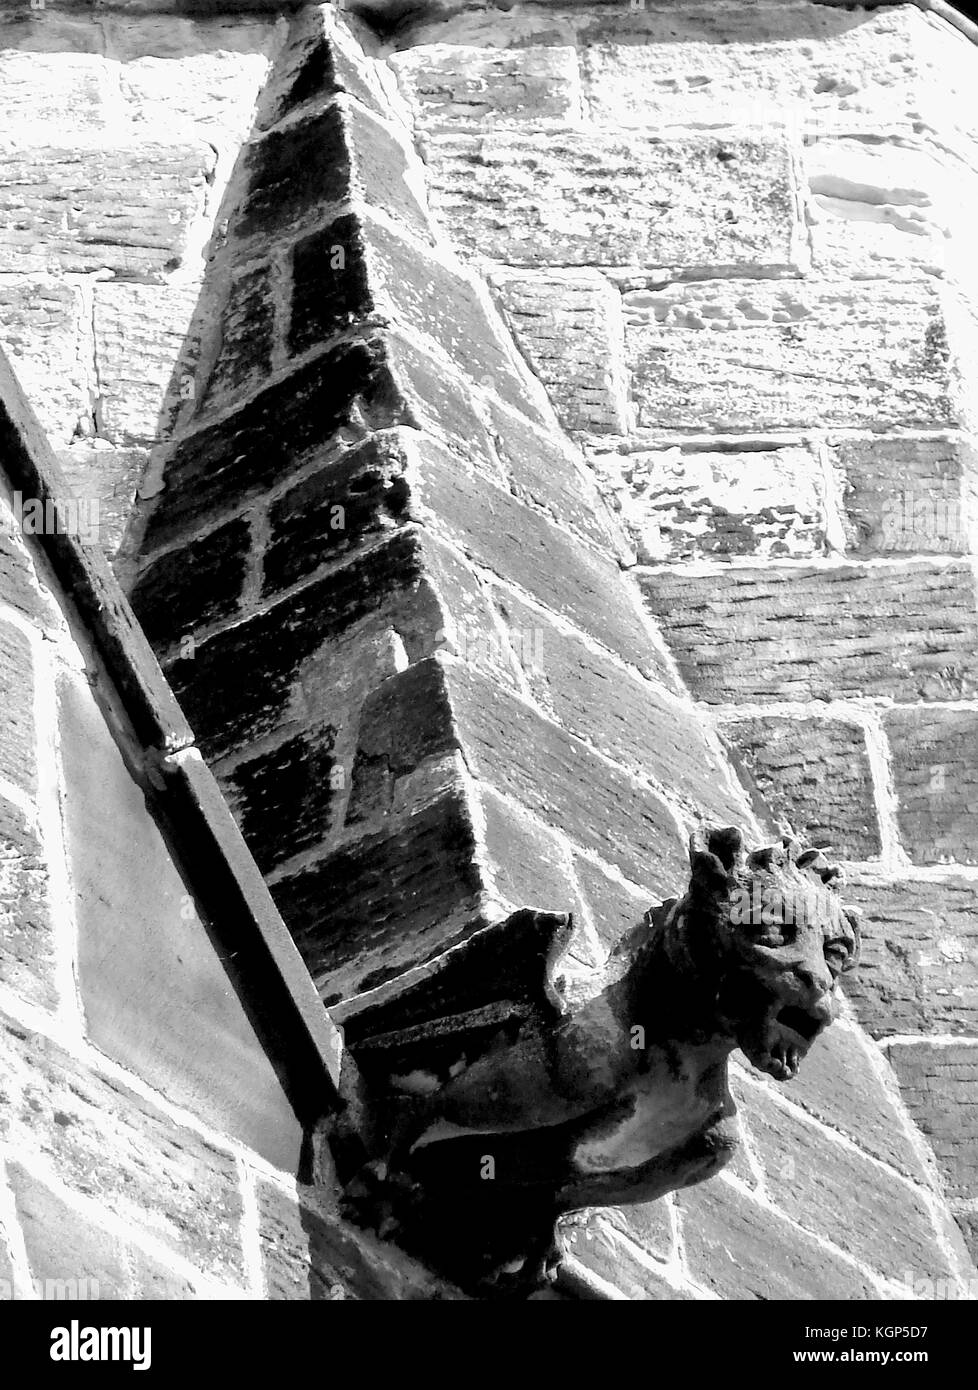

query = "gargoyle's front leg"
[554,1118,738,1214]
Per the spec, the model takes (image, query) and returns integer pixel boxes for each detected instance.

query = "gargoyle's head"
[662,826,860,1082]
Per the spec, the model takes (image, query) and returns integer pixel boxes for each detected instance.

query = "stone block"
[425,129,800,272]
[199,262,275,412]
[884,1041,978,1202]
[161,529,439,761]
[55,444,148,558]
[836,436,976,557]
[0,618,35,797]
[93,283,201,447]
[617,446,825,563]
[735,1020,930,1184]
[679,1178,877,1301]
[130,516,250,652]
[262,434,410,594]
[273,778,491,1001]
[639,561,978,703]
[884,707,978,865]
[393,44,581,130]
[490,269,629,433]
[255,3,391,129]
[0,796,55,1013]
[492,588,747,825]
[290,209,545,422]
[60,667,305,1173]
[0,1012,245,1283]
[141,339,392,550]
[740,1079,959,1281]
[845,874,978,1038]
[484,396,626,559]
[0,279,88,447]
[624,279,955,432]
[236,99,428,244]
[0,142,215,279]
[405,434,663,676]
[720,715,880,859]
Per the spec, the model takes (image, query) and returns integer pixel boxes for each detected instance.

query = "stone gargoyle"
[331,826,860,1296]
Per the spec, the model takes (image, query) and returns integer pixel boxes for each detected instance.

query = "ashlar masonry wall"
[0,0,974,1300]
[112,2,976,1297]
[385,0,978,1271]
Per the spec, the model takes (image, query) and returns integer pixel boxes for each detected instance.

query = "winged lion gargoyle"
[329,825,860,1296]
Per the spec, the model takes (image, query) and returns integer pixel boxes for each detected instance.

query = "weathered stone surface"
[257,1178,456,1300]
[383,329,500,474]
[490,269,629,433]
[484,396,626,559]
[568,1214,689,1300]
[624,279,956,432]
[0,797,55,1013]
[200,263,275,411]
[0,1013,245,1284]
[884,1041,978,1202]
[846,874,978,1038]
[884,707,978,865]
[836,436,976,558]
[640,561,978,703]
[572,854,663,951]
[0,46,271,146]
[605,1202,674,1268]
[236,99,428,244]
[394,44,581,130]
[59,668,304,1173]
[255,3,391,129]
[141,339,393,549]
[0,279,88,447]
[7,1159,195,1299]
[111,48,273,144]
[55,443,148,557]
[8,1159,132,1300]
[734,1021,930,1184]
[721,715,880,860]
[0,142,215,278]
[574,6,972,137]
[0,504,62,634]
[290,209,545,420]
[0,619,35,797]
[615,446,825,563]
[263,435,409,593]
[425,129,800,271]
[679,1178,877,1301]
[492,587,748,825]
[406,434,663,676]
[479,787,586,925]
[224,728,344,875]
[94,283,200,446]
[740,1079,959,1281]
[275,781,491,1000]
[388,656,687,890]
[130,516,250,650]
[161,529,435,759]
[806,139,964,282]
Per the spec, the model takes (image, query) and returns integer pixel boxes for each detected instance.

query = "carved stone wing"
[339,909,575,1080]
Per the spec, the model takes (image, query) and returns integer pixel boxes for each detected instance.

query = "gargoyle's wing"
[339,910,575,1071]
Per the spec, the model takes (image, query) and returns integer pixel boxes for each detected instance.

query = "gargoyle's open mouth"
[758,1005,826,1082]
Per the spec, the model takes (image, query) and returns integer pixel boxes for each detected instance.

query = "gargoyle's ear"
[842,908,861,972]
[690,825,743,871]
[688,825,743,891]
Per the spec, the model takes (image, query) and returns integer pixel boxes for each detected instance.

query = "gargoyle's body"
[335,827,860,1295]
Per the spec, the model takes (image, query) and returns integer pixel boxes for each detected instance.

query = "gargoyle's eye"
[823,941,852,975]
